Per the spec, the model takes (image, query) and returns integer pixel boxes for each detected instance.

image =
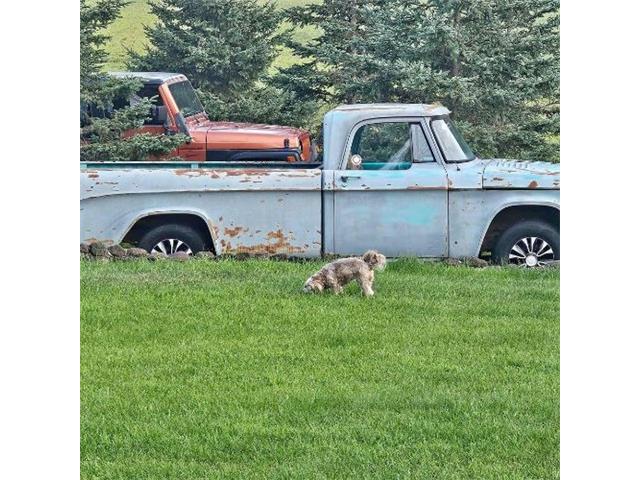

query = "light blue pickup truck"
[80,104,559,266]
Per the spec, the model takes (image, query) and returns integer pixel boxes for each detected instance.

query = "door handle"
[340,175,361,182]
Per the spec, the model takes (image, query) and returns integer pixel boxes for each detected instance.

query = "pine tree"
[80,0,187,162]
[279,0,560,161]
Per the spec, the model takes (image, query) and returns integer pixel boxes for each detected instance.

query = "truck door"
[331,119,449,257]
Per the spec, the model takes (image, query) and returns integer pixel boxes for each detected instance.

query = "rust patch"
[224,226,247,237]
[528,181,539,189]
[174,169,221,179]
[87,173,99,179]
[227,229,306,255]
[224,169,270,177]
[266,230,287,241]
[207,219,220,239]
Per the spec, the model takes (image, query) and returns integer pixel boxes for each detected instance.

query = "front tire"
[492,220,559,266]
[138,224,208,255]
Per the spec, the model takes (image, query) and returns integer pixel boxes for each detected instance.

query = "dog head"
[362,250,387,271]
[303,275,324,293]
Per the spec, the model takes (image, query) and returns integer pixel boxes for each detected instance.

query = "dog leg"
[358,274,375,297]
[326,274,342,295]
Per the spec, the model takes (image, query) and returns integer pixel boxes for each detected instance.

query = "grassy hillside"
[82,258,559,479]
[103,0,316,71]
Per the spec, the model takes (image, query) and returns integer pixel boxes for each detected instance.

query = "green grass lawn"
[81,258,559,479]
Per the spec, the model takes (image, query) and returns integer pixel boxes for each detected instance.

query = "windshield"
[431,117,475,162]
[168,80,204,117]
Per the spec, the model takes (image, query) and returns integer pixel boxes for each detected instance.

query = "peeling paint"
[224,226,247,237]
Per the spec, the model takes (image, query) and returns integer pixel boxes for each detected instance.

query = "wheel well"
[480,206,559,255]
[122,213,215,251]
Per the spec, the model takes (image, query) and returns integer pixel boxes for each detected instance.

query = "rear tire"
[138,224,208,255]
[492,220,559,266]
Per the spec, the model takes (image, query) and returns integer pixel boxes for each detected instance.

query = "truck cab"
[100,72,314,162]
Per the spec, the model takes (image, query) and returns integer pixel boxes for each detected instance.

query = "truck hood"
[187,119,308,150]
[482,159,560,190]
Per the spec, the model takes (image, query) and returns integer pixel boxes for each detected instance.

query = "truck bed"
[80,162,324,257]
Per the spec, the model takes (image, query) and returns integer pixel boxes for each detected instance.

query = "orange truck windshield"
[168,80,204,117]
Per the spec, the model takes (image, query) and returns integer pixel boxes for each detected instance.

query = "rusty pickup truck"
[80,104,560,266]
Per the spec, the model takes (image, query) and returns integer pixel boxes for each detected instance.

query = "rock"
[89,241,110,258]
[443,257,489,268]
[461,256,489,268]
[169,251,190,261]
[126,247,149,258]
[80,243,90,254]
[148,251,168,261]
[443,257,462,266]
[108,244,127,259]
[194,251,215,260]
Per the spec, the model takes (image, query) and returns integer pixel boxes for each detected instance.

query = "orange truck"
[85,72,315,163]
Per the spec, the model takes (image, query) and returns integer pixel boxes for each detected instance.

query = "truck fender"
[476,201,560,257]
[120,208,220,253]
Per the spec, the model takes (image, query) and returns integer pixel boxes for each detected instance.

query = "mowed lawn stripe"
[81,259,559,479]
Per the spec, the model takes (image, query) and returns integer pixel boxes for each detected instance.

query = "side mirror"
[347,154,363,170]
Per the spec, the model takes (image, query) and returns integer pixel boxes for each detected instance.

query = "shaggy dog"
[303,250,387,296]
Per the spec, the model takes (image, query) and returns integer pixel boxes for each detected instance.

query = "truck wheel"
[492,220,559,267]
[138,224,207,255]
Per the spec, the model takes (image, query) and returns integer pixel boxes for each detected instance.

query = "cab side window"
[348,122,434,170]
[132,85,165,126]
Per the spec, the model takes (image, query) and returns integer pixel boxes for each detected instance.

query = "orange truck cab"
[106,72,315,162]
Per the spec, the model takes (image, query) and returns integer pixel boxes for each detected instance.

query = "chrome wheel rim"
[509,236,555,267]
[151,238,193,255]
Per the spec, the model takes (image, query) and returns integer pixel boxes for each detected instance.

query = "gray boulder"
[89,241,110,259]
[126,247,149,258]
[108,244,127,259]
